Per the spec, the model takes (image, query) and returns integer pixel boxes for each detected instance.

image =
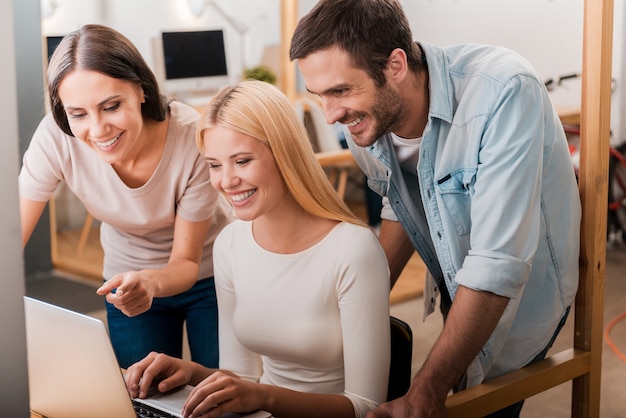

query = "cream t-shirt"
[19,101,235,280]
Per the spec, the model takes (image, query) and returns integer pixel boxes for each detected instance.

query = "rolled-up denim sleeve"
[454,75,548,299]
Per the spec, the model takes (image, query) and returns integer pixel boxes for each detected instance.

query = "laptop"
[24,296,270,418]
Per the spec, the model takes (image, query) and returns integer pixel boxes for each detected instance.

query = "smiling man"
[290,1,581,417]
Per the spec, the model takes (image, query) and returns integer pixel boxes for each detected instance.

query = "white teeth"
[95,134,121,148]
[231,190,256,202]
[345,115,364,127]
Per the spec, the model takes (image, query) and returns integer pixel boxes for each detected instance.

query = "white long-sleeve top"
[214,220,391,417]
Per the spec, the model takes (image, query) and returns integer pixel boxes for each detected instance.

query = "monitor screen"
[45,35,64,64]
[158,29,229,97]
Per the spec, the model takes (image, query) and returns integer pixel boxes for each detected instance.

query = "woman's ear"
[137,86,146,103]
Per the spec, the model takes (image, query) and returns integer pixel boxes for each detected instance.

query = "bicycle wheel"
[607,143,626,243]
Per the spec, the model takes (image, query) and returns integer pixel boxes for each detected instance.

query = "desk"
[557,107,581,126]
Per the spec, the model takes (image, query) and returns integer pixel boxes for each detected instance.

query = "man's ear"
[386,48,408,83]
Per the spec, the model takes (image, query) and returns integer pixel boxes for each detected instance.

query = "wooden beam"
[280,0,298,101]
[573,0,613,415]
[446,349,590,418]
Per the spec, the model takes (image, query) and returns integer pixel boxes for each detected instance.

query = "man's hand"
[368,286,509,417]
[367,382,448,418]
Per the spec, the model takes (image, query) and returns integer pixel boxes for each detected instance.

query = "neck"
[252,202,337,254]
[395,69,429,139]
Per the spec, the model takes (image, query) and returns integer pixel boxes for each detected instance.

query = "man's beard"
[352,82,408,147]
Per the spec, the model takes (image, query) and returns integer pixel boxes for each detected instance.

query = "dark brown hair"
[47,24,168,136]
[289,0,425,87]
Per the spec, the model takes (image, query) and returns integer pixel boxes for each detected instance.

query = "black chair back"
[387,316,413,402]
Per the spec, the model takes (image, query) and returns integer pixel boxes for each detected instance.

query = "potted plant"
[242,65,277,85]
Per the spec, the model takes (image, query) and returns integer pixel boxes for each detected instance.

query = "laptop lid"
[24,296,188,418]
[24,296,270,418]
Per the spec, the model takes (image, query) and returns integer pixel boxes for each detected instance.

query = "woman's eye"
[104,103,121,112]
[236,159,251,166]
[68,113,86,120]
[207,163,221,170]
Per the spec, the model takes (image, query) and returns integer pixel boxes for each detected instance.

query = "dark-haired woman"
[19,24,235,369]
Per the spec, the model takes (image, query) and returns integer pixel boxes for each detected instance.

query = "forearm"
[139,258,200,298]
[144,216,211,297]
[378,219,414,288]
[259,385,355,418]
[19,196,47,247]
[409,286,510,400]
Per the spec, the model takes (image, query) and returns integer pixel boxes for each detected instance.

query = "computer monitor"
[154,29,229,98]
[45,35,64,64]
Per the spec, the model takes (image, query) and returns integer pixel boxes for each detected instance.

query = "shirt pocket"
[435,168,476,236]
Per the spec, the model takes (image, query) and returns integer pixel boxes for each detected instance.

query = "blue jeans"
[105,277,218,369]
[482,306,571,418]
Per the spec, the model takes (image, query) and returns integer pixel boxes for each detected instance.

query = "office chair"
[387,316,413,402]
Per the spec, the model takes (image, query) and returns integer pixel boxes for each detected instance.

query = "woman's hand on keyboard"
[182,371,261,418]
[125,352,195,399]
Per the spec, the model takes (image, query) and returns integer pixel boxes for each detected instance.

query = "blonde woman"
[126,80,391,418]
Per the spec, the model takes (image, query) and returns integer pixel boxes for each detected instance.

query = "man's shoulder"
[434,43,537,82]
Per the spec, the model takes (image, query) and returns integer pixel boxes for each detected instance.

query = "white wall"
[39,0,625,139]
[42,0,281,83]
[402,0,624,145]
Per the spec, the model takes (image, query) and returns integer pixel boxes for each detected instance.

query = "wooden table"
[557,107,581,126]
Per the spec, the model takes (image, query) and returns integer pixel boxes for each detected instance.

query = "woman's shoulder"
[31,112,88,157]
[162,101,203,156]
[333,221,385,251]
[333,221,378,241]
[36,112,70,140]
[168,100,201,126]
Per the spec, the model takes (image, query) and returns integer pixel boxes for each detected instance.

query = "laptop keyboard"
[132,399,178,418]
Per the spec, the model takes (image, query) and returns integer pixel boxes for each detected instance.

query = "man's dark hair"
[289,0,425,87]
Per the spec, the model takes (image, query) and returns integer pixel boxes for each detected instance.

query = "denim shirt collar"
[421,42,454,125]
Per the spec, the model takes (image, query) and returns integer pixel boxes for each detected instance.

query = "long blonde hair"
[196,80,365,227]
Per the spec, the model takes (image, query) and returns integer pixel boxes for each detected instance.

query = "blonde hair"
[196,80,365,227]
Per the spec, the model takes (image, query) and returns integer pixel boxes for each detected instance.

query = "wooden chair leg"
[76,213,94,256]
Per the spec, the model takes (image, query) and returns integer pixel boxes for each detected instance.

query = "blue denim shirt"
[347,42,581,386]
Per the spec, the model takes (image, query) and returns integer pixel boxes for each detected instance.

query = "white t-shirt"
[390,132,422,173]
[214,220,391,417]
[19,101,235,280]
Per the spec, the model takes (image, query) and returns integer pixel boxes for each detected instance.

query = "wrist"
[409,371,451,404]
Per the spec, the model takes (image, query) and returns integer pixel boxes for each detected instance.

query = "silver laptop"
[24,296,270,418]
